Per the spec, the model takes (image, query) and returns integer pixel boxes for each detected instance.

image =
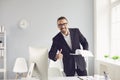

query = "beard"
[60,28,69,35]
[60,28,66,33]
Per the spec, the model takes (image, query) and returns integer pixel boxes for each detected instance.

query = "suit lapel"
[69,29,74,50]
[59,32,72,51]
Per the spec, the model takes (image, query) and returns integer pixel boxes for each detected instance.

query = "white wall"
[0,0,94,79]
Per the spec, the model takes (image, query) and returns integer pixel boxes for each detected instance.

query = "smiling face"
[57,19,69,35]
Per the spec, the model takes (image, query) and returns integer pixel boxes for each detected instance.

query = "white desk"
[20,75,111,80]
[49,76,95,80]
[21,77,81,80]
[48,75,111,80]
[49,76,93,80]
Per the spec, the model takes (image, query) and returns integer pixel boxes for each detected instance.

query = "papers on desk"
[78,76,94,80]
[70,50,93,57]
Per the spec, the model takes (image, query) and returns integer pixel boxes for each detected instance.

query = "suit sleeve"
[49,38,58,61]
[77,29,89,50]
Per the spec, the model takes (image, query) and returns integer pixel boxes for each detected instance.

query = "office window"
[94,0,120,59]
[111,0,120,56]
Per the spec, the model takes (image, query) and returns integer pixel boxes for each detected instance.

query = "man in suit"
[49,16,89,76]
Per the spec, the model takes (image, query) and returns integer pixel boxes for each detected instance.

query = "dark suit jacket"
[49,28,89,76]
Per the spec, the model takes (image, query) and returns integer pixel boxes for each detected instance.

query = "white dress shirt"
[62,31,72,49]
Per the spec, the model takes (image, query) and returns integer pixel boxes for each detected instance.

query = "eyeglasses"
[58,23,68,27]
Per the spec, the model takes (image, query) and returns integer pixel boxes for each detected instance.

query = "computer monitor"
[28,46,48,80]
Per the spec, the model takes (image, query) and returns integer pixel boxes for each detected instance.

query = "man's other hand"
[55,49,63,60]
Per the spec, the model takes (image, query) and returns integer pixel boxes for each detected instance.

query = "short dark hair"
[57,16,68,22]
